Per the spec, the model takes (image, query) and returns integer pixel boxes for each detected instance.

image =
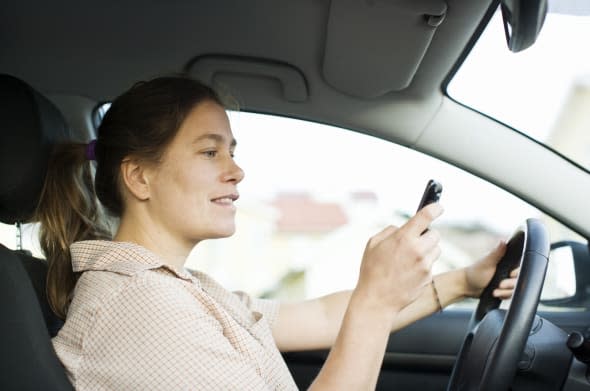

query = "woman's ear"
[120,159,151,201]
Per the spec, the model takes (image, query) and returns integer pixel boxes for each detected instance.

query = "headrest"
[0,75,72,224]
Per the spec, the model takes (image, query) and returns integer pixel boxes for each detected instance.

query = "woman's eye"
[203,150,217,158]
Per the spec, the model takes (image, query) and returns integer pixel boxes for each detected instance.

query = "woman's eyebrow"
[192,133,237,147]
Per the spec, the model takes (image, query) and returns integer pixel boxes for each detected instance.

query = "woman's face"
[145,100,244,245]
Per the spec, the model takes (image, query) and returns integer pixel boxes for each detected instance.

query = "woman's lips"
[211,193,239,206]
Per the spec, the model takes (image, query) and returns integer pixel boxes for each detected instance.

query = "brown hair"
[36,76,223,318]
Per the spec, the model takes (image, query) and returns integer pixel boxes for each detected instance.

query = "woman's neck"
[114,214,191,270]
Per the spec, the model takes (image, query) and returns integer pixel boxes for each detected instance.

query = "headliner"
[0,0,494,143]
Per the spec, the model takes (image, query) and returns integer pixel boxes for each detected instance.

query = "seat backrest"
[16,250,65,337]
[0,74,73,389]
[0,245,72,390]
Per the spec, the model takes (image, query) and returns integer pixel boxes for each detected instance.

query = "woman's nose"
[222,158,245,184]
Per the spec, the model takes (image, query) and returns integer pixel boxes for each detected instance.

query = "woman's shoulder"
[67,240,217,324]
[74,261,199,315]
[70,240,178,277]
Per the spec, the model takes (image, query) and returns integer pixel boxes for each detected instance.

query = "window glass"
[448,3,590,171]
[183,111,583,309]
[1,109,583,310]
[0,222,43,257]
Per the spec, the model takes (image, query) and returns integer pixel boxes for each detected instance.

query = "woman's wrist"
[434,269,470,308]
[348,288,399,328]
[458,266,483,299]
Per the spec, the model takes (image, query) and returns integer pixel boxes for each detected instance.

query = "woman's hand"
[354,203,444,320]
[309,204,443,391]
[463,241,519,299]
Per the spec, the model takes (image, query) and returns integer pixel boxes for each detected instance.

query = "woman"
[36,76,516,390]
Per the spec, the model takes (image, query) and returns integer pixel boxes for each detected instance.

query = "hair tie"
[85,139,97,161]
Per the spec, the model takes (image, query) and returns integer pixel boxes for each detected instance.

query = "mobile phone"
[416,179,443,213]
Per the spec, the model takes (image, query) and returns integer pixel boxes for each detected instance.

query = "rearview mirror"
[501,0,548,52]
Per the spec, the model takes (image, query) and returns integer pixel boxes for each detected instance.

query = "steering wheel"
[447,218,550,391]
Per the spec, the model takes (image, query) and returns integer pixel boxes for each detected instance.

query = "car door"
[284,308,590,390]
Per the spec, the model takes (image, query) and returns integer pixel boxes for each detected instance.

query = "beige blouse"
[52,240,298,390]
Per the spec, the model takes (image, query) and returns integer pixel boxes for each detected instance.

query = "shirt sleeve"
[76,272,272,391]
[186,268,281,328]
[233,290,281,327]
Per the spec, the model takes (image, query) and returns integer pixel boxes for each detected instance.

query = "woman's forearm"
[309,292,396,390]
[283,205,444,389]
[313,269,468,348]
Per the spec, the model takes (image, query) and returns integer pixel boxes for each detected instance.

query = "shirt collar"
[70,240,195,283]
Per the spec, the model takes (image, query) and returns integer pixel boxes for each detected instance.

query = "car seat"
[0,74,74,390]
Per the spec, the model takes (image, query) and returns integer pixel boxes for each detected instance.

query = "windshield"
[448,2,590,171]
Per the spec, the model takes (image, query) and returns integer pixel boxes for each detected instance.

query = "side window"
[2,108,584,312]
[0,222,43,257]
[185,111,585,310]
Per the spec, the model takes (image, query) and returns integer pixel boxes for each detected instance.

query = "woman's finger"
[493,288,515,299]
[418,228,441,253]
[498,277,517,289]
[509,267,520,278]
[366,225,398,249]
[403,203,444,238]
[422,244,442,270]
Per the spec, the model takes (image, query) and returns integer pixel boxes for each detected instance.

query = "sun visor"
[323,0,447,98]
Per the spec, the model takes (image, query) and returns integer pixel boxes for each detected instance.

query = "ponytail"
[36,143,111,319]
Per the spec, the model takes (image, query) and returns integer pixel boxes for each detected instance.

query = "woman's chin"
[190,224,236,242]
[210,226,236,239]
